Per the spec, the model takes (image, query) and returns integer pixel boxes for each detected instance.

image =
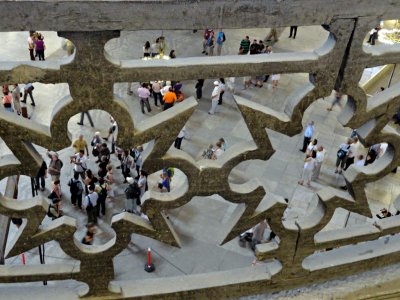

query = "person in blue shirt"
[216,30,226,56]
[300,121,314,153]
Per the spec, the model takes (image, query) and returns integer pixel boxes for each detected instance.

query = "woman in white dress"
[298,154,315,188]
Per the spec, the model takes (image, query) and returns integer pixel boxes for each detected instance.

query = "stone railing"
[1,0,400,298]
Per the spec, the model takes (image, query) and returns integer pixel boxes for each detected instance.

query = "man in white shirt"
[312,146,326,180]
[174,126,186,150]
[83,186,98,224]
[137,83,152,114]
[152,81,162,107]
[208,81,220,115]
[71,150,88,179]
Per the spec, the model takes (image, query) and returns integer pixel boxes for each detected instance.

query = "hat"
[95,131,100,136]
[126,177,134,184]
[213,81,219,85]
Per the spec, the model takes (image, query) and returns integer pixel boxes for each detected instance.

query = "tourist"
[239,36,251,54]
[216,29,226,56]
[212,141,224,159]
[251,220,268,251]
[138,170,148,200]
[11,84,21,115]
[104,116,117,154]
[152,81,162,107]
[97,177,108,217]
[327,91,343,111]
[306,138,318,155]
[195,79,204,100]
[105,164,115,198]
[48,198,62,220]
[81,223,95,245]
[84,169,98,194]
[68,172,84,208]
[46,151,63,182]
[22,82,35,106]
[71,150,88,179]
[365,143,381,165]
[35,160,48,192]
[344,138,358,170]
[151,39,158,57]
[335,138,352,174]
[158,171,170,192]
[219,138,227,151]
[312,146,326,181]
[98,143,111,165]
[2,91,13,112]
[169,49,176,59]
[48,180,62,201]
[72,134,89,156]
[298,153,315,187]
[367,26,380,45]
[271,73,280,89]
[202,144,214,159]
[208,81,220,115]
[91,132,102,158]
[206,31,215,56]
[143,41,151,57]
[289,26,298,39]
[124,177,141,214]
[83,186,98,225]
[174,126,186,150]
[163,87,177,110]
[376,208,392,219]
[250,40,259,54]
[138,83,152,114]
[300,121,314,153]
[35,35,45,60]
[121,150,134,182]
[218,78,225,105]
[132,146,143,178]
[355,154,366,167]
[28,32,36,61]
[77,111,94,127]
[202,29,213,54]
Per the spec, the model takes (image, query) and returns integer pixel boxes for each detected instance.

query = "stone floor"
[0,25,400,299]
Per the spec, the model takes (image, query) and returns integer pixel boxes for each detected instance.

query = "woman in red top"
[2,91,13,112]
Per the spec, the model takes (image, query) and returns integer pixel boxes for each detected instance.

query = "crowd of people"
[4,27,398,253]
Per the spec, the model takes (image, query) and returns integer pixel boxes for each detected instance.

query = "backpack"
[222,33,226,42]
[337,145,350,159]
[125,182,140,199]
[99,183,108,199]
